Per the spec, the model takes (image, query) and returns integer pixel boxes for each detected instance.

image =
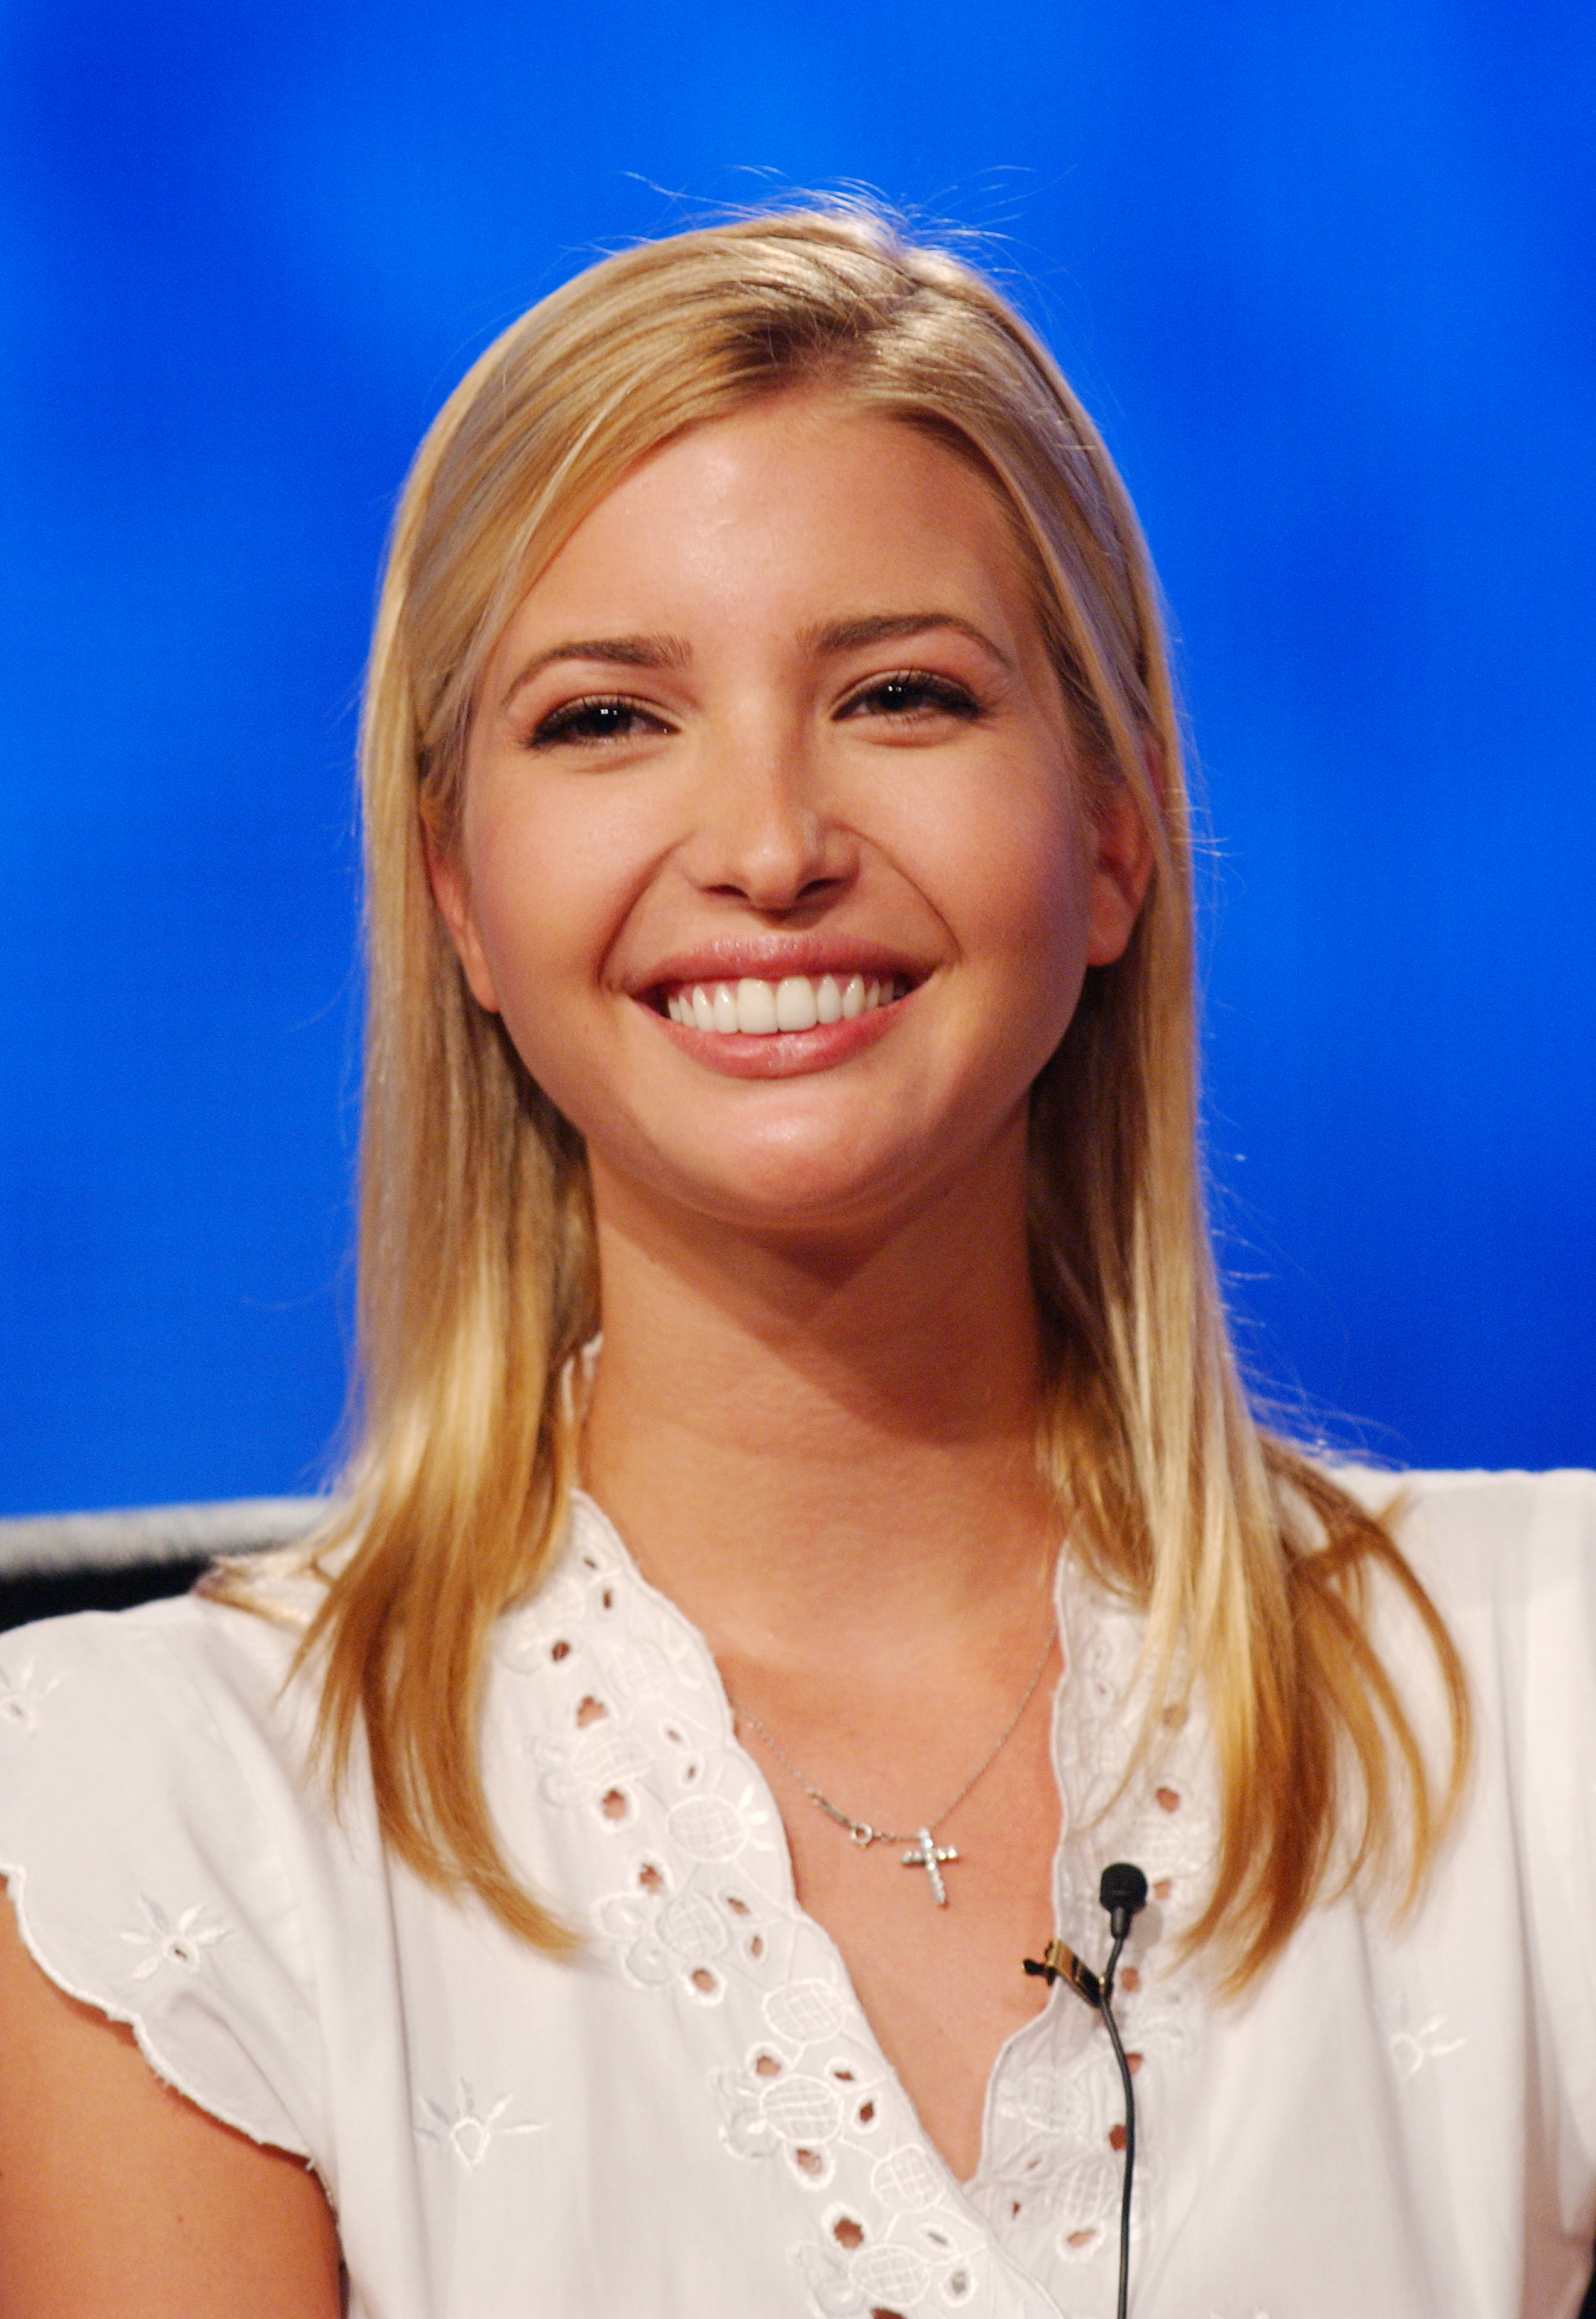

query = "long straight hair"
[219,210,1467,1990]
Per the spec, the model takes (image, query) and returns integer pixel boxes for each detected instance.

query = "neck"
[581,1129,1058,1674]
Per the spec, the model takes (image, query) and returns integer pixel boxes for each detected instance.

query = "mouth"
[657,970,910,1037]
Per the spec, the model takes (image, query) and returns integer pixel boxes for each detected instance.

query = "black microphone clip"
[1022,1936,1102,2010]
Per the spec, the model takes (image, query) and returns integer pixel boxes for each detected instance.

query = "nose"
[679,715,855,914]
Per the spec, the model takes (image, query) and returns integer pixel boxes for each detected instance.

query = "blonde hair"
[222,209,1467,1989]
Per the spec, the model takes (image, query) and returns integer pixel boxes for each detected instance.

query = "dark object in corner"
[0,1556,213,1633]
[0,1496,324,1635]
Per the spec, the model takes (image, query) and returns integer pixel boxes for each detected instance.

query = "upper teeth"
[665,973,896,1035]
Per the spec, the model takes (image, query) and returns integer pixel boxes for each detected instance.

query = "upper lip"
[627,937,931,995]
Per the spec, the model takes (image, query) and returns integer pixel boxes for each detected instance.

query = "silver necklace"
[730,1626,1056,1909]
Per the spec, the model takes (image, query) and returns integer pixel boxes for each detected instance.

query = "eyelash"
[526,694,672,749]
[525,669,983,751]
[836,670,983,722]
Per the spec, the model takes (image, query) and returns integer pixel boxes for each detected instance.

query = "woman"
[2,209,1592,2318]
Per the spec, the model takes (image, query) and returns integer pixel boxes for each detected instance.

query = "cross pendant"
[901,1827,959,1907]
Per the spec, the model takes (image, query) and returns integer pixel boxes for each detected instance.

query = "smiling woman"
[1,209,1593,2319]
[428,395,1145,1217]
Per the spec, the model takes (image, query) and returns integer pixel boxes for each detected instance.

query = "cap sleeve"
[1509,1470,1596,2185]
[1378,1466,1596,2207]
[0,1594,329,2164]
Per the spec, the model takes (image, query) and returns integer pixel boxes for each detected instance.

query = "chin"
[664,1129,953,1241]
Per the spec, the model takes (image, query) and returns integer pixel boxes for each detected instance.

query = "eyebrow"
[498,609,1013,713]
[499,633,693,710]
[803,611,1015,668]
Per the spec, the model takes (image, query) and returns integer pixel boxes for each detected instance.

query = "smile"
[662,974,907,1037]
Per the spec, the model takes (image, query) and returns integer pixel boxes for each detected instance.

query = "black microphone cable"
[1023,1861,1149,2319]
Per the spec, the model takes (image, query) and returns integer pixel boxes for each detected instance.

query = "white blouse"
[2,1466,1594,2319]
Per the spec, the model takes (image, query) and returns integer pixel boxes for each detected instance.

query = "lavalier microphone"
[1023,1863,1149,2319]
[1099,1860,1149,1947]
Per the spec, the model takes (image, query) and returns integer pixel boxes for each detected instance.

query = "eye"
[526,694,673,750]
[836,669,982,724]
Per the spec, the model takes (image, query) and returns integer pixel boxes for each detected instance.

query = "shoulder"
[1325,1460,1596,1637]
[0,1578,341,2160]
[1325,1466,1596,1876]
[1324,1469,1596,2127]
[1,1566,327,1801]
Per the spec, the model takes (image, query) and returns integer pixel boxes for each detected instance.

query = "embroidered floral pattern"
[505,1500,999,2314]
[798,2228,948,2313]
[965,1565,1210,2287]
[0,1658,58,1735]
[120,1895,230,1980]
[1388,2010,1465,2080]
[414,2080,548,2171]
[495,1495,1234,2315]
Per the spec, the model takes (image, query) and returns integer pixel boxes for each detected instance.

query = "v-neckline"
[561,1487,1085,2198]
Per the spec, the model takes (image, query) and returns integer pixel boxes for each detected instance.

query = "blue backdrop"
[2,0,1591,1514]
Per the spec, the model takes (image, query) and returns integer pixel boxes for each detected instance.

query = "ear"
[1083,771,1157,968]
[422,821,503,1014]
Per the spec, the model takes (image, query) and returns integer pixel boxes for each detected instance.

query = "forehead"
[488,392,1043,666]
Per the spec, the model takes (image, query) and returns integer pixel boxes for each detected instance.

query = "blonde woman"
[2,211,1592,2319]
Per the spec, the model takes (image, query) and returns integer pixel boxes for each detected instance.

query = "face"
[430,392,1152,1243]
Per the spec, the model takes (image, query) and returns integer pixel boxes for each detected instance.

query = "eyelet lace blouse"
[3,1466,1594,2318]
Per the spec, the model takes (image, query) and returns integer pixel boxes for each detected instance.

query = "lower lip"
[643,993,907,1078]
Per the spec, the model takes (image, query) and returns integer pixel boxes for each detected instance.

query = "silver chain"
[729,1624,1057,1850]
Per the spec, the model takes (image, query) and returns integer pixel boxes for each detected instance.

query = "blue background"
[2,0,1592,1514]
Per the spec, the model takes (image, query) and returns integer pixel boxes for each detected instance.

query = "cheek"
[452,785,696,1158]
[461,780,638,1003]
[924,785,1093,976]
[466,878,630,1141]
[947,810,1097,1082]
